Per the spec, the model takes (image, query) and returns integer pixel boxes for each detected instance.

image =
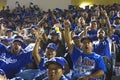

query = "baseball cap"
[81,36,92,43]
[13,38,24,47]
[50,30,59,35]
[31,25,38,29]
[114,16,120,20]
[111,24,116,28]
[1,38,10,43]
[45,57,67,69]
[72,35,80,39]
[0,69,5,75]
[6,29,13,33]
[47,43,57,51]
[14,36,24,40]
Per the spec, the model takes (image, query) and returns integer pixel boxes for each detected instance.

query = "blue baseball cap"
[45,57,67,69]
[111,24,116,28]
[1,38,10,43]
[0,69,5,75]
[50,30,59,35]
[13,38,25,48]
[114,16,120,20]
[81,36,92,43]
[72,35,80,39]
[31,25,38,29]
[47,43,57,51]
[14,36,24,40]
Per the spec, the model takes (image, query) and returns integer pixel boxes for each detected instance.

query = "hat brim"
[81,37,92,43]
[47,47,56,51]
[45,61,63,69]
[72,36,79,39]
[50,33,59,35]
[13,39,25,48]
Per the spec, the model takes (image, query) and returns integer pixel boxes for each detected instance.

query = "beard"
[98,35,105,40]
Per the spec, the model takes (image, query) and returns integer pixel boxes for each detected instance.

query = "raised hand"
[43,14,48,20]
[35,29,42,41]
[100,8,108,18]
[64,20,71,28]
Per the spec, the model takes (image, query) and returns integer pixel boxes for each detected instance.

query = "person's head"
[0,69,7,80]
[45,57,67,80]
[110,25,116,33]
[94,10,100,18]
[117,10,120,17]
[90,21,98,30]
[45,43,57,59]
[11,39,24,54]
[99,17,106,25]
[6,29,13,38]
[50,30,59,42]
[81,36,93,54]
[114,17,120,25]
[109,10,115,17]
[72,35,81,47]
[97,28,106,40]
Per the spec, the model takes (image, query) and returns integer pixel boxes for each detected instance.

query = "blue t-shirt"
[70,46,106,79]
[0,44,33,79]
[87,30,98,41]
[93,37,112,59]
[112,34,120,44]
[38,58,48,70]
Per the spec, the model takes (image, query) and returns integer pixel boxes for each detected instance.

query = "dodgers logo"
[0,53,17,64]
[74,56,95,76]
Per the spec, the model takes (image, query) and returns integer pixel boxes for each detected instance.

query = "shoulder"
[91,52,102,59]
[0,43,7,49]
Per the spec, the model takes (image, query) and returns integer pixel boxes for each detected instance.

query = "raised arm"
[79,25,88,38]
[100,8,112,37]
[101,8,116,54]
[64,20,74,54]
[32,30,42,65]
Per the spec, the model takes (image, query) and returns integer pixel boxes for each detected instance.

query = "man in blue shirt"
[71,36,106,80]
[44,57,69,80]
[0,38,33,79]
[64,20,106,80]
[32,30,71,80]
[32,31,58,79]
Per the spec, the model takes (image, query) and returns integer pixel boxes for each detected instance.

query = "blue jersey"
[112,34,120,44]
[38,58,48,70]
[70,46,106,79]
[93,37,112,59]
[0,44,33,79]
[34,58,48,79]
[87,30,98,41]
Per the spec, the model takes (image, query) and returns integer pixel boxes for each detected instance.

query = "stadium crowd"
[0,2,120,80]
